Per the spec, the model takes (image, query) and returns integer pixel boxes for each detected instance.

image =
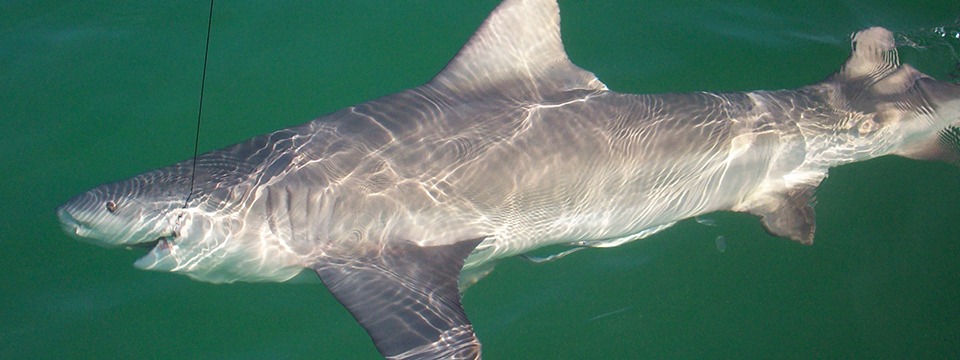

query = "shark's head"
[799,27,960,169]
[57,154,306,283]
[56,164,193,249]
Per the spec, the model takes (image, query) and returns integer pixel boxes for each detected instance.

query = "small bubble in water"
[715,236,727,253]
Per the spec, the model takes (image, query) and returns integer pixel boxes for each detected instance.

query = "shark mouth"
[129,233,180,266]
[131,234,183,272]
[128,237,175,251]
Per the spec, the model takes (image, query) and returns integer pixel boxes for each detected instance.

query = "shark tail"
[832,27,960,166]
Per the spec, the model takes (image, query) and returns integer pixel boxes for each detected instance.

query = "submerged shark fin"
[896,125,960,166]
[428,0,606,98]
[933,126,960,166]
[312,239,483,360]
[747,187,817,245]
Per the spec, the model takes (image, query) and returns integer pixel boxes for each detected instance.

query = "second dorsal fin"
[832,27,901,83]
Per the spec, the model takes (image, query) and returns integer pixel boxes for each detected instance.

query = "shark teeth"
[133,236,180,271]
[156,237,175,251]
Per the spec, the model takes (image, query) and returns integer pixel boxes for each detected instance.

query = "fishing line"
[184,0,215,208]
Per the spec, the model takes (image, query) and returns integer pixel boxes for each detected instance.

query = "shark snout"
[56,194,103,242]
[56,204,82,238]
[57,182,189,248]
[55,189,129,245]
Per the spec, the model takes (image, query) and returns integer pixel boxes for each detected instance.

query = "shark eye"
[105,201,117,213]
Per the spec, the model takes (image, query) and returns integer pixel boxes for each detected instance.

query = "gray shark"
[56,0,960,358]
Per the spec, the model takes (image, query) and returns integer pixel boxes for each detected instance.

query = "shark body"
[56,0,960,358]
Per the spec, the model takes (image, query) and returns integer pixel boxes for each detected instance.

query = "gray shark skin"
[56,0,960,358]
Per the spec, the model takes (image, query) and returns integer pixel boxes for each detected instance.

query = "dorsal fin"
[428,0,606,97]
[833,27,901,83]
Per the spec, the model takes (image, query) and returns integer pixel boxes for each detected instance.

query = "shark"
[56,0,960,358]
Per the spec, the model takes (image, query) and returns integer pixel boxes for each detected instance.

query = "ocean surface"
[3,1,960,359]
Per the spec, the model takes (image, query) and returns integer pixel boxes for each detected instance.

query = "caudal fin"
[830,27,960,166]
[900,77,960,165]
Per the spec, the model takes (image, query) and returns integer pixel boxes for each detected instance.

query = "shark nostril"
[105,201,117,213]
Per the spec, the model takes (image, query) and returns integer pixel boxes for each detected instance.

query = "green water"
[3,1,960,359]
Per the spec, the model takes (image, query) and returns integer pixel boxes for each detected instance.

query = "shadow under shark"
[57,0,960,358]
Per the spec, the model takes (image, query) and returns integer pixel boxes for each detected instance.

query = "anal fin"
[313,238,483,360]
[746,187,817,244]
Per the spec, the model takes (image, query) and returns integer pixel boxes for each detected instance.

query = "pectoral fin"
[313,238,483,360]
[746,187,817,244]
